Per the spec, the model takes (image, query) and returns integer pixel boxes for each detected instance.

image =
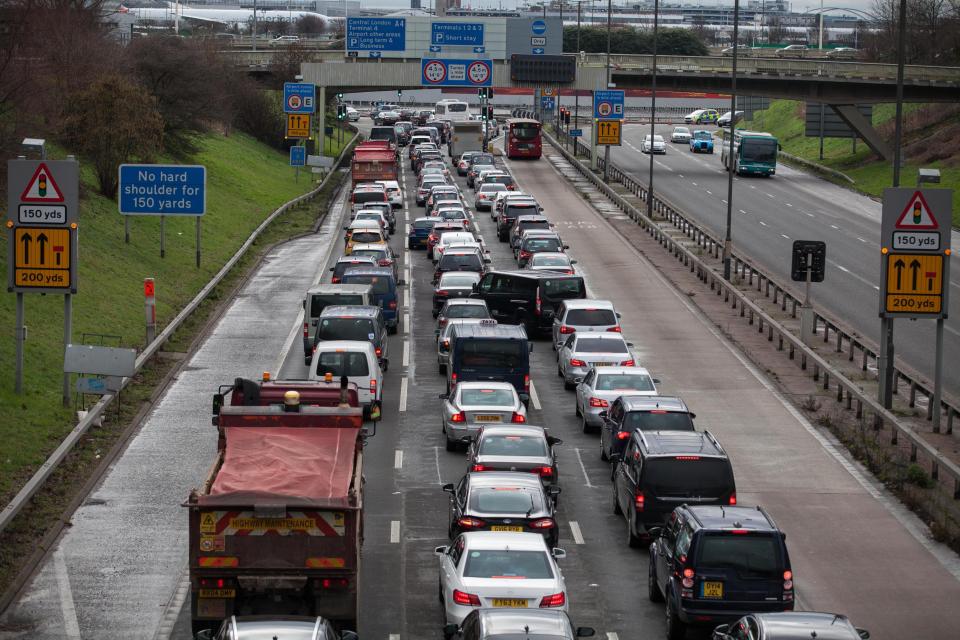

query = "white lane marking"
[574,448,595,488]
[705,189,713,195]
[403,340,410,367]
[399,376,408,412]
[831,224,840,230]
[759,221,768,226]
[721,199,727,204]
[570,521,585,545]
[766,192,775,198]
[785,203,793,207]
[836,264,851,273]
[827,259,878,291]
[389,635,400,640]
[781,234,790,240]
[394,449,403,469]
[857,237,868,243]
[529,380,542,410]
[806,212,815,217]
[607,633,619,640]
[678,174,684,178]
[54,549,81,640]
[691,182,698,187]
[739,209,747,214]
[434,446,443,484]
[404,312,411,334]
[390,520,400,543]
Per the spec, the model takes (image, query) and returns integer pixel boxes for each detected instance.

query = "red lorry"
[350,141,398,188]
[187,376,365,633]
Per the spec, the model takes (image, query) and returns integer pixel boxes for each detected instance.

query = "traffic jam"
[186,107,872,640]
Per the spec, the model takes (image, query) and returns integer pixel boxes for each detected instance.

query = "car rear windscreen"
[333,261,373,279]
[624,410,694,431]
[459,339,525,369]
[354,191,386,204]
[446,305,488,319]
[351,249,386,260]
[575,337,628,353]
[542,278,585,299]
[643,457,734,496]
[413,219,437,230]
[470,488,542,514]
[315,351,369,377]
[479,434,547,457]
[441,274,480,288]
[596,374,654,392]
[489,175,515,187]
[471,154,495,166]
[523,238,562,252]
[519,221,551,233]
[342,275,391,295]
[317,317,376,342]
[460,387,514,405]
[463,550,553,579]
[440,254,483,271]
[696,533,781,577]
[369,128,396,142]
[351,232,382,244]
[566,308,617,326]
[310,294,364,317]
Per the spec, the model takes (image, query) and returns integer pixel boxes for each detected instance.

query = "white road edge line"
[434,446,443,484]
[574,448,595,488]
[389,635,400,640]
[399,376,408,412]
[607,633,619,640]
[394,449,403,470]
[54,549,81,640]
[403,340,410,367]
[390,520,400,544]
[529,380,542,410]
[404,312,411,335]
[570,520,585,544]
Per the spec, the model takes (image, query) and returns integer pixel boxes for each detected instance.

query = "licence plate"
[702,581,723,599]
[198,589,236,598]
[491,525,524,532]
[592,362,612,367]
[492,598,528,608]
[475,415,502,422]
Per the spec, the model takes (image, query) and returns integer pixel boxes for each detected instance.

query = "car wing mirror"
[439,393,450,399]
[573,377,583,384]
[194,631,214,640]
[434,545,449,555]
[570,260,578,264]
[856,630,870,640]
[443,623,460,640]
[340,631,359,640]
[647,526,663,538]
[398,279,406,286]
[548,486,561,496]
[711,625,730,638]
[575,628,596,638]
[653,378,661,384]
[529,343,534,352]
[459,435,474,443]
[627,342,634,347]
[551,547,567,559]
[547,436,563,446]
[598,410,608,419]
[609,452,621,463]
[442,483,455,493]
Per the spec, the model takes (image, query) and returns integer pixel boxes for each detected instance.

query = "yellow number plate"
[702,581,723,599]
[491,526,524,532]
[475,415,502,422]
[492,598,528,608]
[198,589,236,598]
[592,362,612,367]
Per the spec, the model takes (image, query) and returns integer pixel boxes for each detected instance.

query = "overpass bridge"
[250,50,960,160]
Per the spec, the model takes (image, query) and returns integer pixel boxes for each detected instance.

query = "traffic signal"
[563,109,571,125]
[477,87,495,99]
[336,105,346,121]
[337,92,343,101]
[397,89,402,98]
[485,106,494,121]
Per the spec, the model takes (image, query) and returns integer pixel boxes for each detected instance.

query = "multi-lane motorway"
[577,122,960,397]
[2,124,960,640]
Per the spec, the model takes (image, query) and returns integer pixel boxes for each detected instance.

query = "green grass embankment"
[0,130,348,502]
[742,100,960,225]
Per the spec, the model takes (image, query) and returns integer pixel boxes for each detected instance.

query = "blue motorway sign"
[429,45,441,52]
[541,96,556,110]
[118,165,206,216]
[569,129,583,137]
[432,22,484,46]
[532,47,545,55]
[532,19,547,35]
[594,89,625,119]
[283,82,315,114]
[290,146,306,167]
[347,17,405,52]
[421,58,493,87]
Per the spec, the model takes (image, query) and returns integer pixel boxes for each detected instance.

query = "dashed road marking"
[54,549,81,640]
[403,340,410,367]
[785,203,793,207]
[434,446,443,484]
[781,234,790,240]
[574,448,595,488]
[705,189,712,195]
[739,209,747,214]
[390,520,400,543]
[399,376,408,412]
[394,449,403,470]
[831,224,840,230]
[857,237,868,243]
[570,521,585,544]
[404,312,411,334]
[806,212,815,218]
[607,633,619,640]
[759,221,768,226]
[529,380,542,410]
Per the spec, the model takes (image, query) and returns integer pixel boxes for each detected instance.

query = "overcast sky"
[371,1,876,14]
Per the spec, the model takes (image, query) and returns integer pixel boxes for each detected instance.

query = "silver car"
[439,381,528,451]
[437,299,491,332]
[552,299,621,351]
[437,318,489,374]
[574,366,659,432]
[199,615,356,640]
[557,332,636,389]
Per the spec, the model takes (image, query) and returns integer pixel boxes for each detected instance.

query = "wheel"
[563,379,574,391]
[581,413,591,434]
[445,434,457,452]
[627,511,643,549]
[557,365,563,378]
[648,555,664,602]
[382,360,389,373]
[665,595,686,640]
[612,484,622,515]
[600,434,609,461]
[575,400,581,417]
[388,324,398,335]
[439,363,447,375]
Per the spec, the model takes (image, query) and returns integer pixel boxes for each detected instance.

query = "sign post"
[144,278,156,344]
[7,158,80,400]
[790,240,827,345]
[879,187,952,428]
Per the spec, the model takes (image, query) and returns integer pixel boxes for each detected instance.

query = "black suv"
[611,430,736,546]
[648,505,794,640]
[471,270,586,335]
[599,396,696,461]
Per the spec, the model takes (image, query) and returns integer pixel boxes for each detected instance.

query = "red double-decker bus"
[505,118,542,159]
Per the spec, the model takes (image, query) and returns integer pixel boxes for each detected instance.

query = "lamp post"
[722,0,741,281]
[603,0,612,183]
[647,0,659,220]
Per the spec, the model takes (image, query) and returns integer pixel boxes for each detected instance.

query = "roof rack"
[684,504,704,527]
[635,430,651,451]
[755,504,778,529]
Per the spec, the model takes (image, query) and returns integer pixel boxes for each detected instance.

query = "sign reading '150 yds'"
[118,165,207,216]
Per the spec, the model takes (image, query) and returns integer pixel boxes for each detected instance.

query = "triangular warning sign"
[20,162,65,203]
[895,191,939,230]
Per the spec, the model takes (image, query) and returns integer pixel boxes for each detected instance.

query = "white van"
[435,99,471,122]
[310,340,383,417]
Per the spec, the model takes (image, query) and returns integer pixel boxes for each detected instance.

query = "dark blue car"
[340,267,405,334]
[408,216,439,250]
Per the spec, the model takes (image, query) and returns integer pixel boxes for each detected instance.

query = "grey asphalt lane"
[0,184,353,640]
[577,122,960,397]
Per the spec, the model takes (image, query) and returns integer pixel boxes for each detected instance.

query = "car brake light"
[589,397,609,408]
[379,259,391,266]
[199,578,228,588]
[539,592,565,608]
[436,290,449,296]
[675,455,701,460]
[616,431,631,440]
[471,464,489,472]
[519,250,532,259]
[451,411,466,423]
[453,589,482,606]
[535,288,542,315]
[318,577,349,589]
[620,359,635,366]
[389,301,397,309]
[783,570,794,593]
[457,516,485,528]
[523,374,530,392]
[529,518,555,529]
[729,492,737,506]
[569,358,586,367]
[608,326,622,332]
[331,277,340,283]
[452,373,458,383]
[511,412,526,423]
[536,466,553,477]
[635,490,645,511]
[302,322,309,338]
[682,567,695,589]
[559,325,575,334]
[370,379,377,389]
[375,347,382,357]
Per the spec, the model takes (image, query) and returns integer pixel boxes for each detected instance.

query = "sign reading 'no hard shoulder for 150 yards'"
[879,188,952,319]
[118,165,207,216]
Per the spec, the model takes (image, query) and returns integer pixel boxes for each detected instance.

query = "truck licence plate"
[492,598,528,608]
[702,581,723,599]
[198,589,236,598]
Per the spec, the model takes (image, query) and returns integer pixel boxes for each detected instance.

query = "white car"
[269,35,300,47]
[309,340,382,418]
[574,366,659,432]
[436,532,568,625]
[435,232,479,262]
[551,299,621,351]
[376,180,403,208]
[557,332,636,389]
[346,106,360,122]
[526,252,576,274]
[439,381,527,451]
[641,134,666,154]
[476,183,509,211]
[670,126,692,143]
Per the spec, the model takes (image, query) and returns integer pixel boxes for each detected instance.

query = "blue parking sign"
[290,146,306,167]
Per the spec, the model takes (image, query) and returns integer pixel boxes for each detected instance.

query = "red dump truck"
[350,142,397,188]
[187,376,365,633]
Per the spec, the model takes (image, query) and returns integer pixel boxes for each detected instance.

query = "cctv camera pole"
[647,0,659,220]
[574,1,582,156]
[603,0,612,183]
[252,0,258,52]
[722,0,741,282]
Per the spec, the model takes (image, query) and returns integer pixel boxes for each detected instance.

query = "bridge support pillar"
[317,84,325,156]
[830,103,894,161]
